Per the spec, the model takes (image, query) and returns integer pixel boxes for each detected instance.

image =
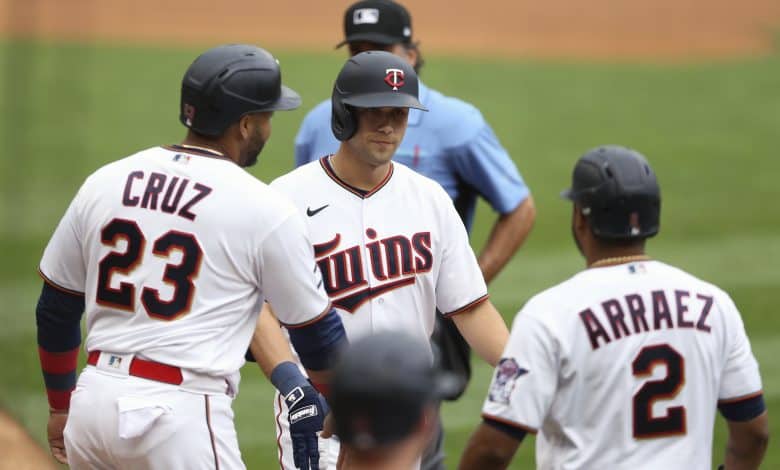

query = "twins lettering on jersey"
[313,227,433,312]
[580,289,714,350]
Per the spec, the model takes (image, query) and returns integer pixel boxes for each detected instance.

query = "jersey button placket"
[361,198,375,331]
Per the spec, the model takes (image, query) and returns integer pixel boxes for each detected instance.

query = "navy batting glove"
[286,384,328,470]
[271,362,328,470]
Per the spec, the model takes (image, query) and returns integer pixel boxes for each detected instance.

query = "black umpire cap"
[336,0,413,48]
[330,332,459,449]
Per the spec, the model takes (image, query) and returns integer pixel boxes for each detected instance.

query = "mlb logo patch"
[628,263,647,275]
[173,154,191,163]
[108,355,123,369]
[353,8,379,24]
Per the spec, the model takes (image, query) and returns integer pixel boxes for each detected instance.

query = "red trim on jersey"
[162,144,233,162]
[38,347,79,374]
[275,393,287,470]
[205,396,220,470]
[38,269,84,297]
[87,351,184,385]
[280,303,333,329]
[481,413,538,435]
[319,156,394,199]
[718,390,764,405]
[442,294,490,318]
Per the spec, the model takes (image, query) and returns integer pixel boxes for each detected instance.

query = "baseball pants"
[64,359,244,469]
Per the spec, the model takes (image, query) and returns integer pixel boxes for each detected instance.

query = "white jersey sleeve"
[482,306,558,431]
[39,184,87,293]
[434,187,488,315]
[717,293,763,401]
[260,211,331,327]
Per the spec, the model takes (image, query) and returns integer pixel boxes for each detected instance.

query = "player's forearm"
[250,304,296,379]
[478,197,535,284]
[458,424,517,470]
[452,301,508,366]
[724,411,769,470]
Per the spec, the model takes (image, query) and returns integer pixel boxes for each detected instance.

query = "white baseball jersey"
[270,157,488,354]
[39,145,330,378]
[482,260,763,469]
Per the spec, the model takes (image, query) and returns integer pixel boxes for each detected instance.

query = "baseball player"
[459,146,769,469]
[329,332,460,470]
[254,50,510,469]
[35,44,346,469]
[293,2,536,466]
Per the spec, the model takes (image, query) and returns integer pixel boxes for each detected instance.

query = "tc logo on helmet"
[183,103,196,127]
[384,68,405,91]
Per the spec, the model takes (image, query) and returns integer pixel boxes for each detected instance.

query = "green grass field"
[1,40,778,469]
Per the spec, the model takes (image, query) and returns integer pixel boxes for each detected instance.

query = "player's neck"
[180,134,233,162]
[330,149,392,191]
[587,248,648,268]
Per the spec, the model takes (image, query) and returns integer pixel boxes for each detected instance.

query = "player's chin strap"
[271,361,329,470]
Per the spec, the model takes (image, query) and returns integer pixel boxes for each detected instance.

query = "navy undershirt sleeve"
[482,416,528,442]
[719,394,766,422]
[287,308,347,371]
[36,282,84,352]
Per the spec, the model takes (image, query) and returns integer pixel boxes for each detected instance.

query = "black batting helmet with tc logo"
[330,50,427,141]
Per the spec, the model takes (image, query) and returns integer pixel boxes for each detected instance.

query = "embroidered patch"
[488,358,528,404]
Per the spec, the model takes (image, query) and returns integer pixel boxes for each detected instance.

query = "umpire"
[330,332,459,470]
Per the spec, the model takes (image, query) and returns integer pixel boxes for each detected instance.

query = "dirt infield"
[1,0,779,60]
[2,0,780,60]
[0,410,56,470]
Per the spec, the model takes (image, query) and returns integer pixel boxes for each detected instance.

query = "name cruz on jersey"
[313,228,433,313]
[121,169,213,220]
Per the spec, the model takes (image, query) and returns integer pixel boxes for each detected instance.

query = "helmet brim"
[266,85,302,111]
[342,92,428,111]
[560,188,575,200]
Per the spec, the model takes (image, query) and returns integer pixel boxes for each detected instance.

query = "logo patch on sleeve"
[488,358,528,404]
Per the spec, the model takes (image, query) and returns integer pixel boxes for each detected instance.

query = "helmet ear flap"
[331,94,357,141]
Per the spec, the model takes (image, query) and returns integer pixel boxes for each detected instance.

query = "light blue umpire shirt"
[294,81,530,233]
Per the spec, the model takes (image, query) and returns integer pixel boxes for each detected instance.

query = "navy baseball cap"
[330,332,459,449]
[336,0,413,48]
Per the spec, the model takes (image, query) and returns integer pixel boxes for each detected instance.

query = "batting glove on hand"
[272,362,329,470]
[286,384,329,470]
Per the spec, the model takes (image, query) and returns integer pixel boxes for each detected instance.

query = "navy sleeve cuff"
[482,416,528,442]
[288,308,347,371]
[719,394,766,422]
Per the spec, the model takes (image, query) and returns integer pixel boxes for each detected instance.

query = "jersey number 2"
[632,344,686,438]
[96,218,202,320]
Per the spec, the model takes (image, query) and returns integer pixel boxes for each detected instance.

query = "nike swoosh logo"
[306,204,329,217]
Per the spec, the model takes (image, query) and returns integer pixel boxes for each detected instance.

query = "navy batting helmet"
[561,145,661,240]
[331,50,427,141]
[330,332,458,449]
[180,44,301,136]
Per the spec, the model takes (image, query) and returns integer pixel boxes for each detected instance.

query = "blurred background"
[1,0,779,468]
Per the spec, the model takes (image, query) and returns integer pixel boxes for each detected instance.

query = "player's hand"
[285,384,328,470]
[47,409,68,464]
[320,411,334,439]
